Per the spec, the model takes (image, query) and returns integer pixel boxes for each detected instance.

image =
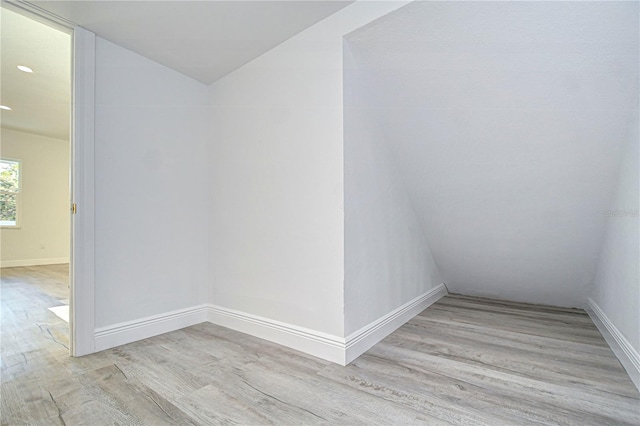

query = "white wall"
[206,1,408,337]
[343,43,442,335]
[94,37,210,328]
[591,117,639,355]
[82,0,637,367]
[0,128,70,266]
[345,1,639,308]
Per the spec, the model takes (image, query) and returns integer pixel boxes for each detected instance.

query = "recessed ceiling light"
[0,105,12,111]
[17,65,33,73]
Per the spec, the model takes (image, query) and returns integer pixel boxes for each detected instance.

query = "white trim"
[206,284,448,365]
[344,283,448,364]
[0,157,23,229]
[70,26,96,357]
[1,257,69,268]
[207,304,347,364]
[3,0,76,32]
[90,286,447,364]
[586,298,640,391]
[95,305,209,352]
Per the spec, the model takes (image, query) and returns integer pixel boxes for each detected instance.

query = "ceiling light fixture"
[0,105,12,110]
[17,65,33,73]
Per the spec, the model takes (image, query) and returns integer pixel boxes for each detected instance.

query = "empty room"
[1,1,638,425]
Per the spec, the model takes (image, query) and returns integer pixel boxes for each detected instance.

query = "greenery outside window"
[1,158,21,227]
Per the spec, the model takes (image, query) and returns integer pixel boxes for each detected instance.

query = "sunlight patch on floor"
[48,305,69,322]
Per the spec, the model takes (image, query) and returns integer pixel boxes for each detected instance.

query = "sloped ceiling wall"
[345,1,639,307]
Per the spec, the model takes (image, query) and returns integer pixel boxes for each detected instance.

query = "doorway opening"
[1,5,73,355]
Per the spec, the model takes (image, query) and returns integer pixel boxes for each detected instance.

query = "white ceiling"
[29,0,353,85]
[1,0,352,139]
[0,6,72,140]
[345,1,639,306]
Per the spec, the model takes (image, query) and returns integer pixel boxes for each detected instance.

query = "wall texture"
[0,128,70,266]
[591,117,639,354]
[345,1,639,308]
[94,37,210,328]
[343,43,442,335]
[206,1,408,337]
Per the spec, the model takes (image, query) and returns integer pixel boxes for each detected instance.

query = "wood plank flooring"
[1,265,639,425]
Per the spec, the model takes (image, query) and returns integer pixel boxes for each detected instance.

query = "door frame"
[3,0,96,356]
[70,26,96,356]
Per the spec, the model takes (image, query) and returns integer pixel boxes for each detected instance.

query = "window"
[1,158,21,227]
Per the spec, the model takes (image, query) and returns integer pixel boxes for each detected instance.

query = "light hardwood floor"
[1,265,639,425]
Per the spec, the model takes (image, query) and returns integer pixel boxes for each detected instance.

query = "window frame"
[1,157,22,228]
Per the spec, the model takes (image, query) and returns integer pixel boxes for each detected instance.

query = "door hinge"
[71,203,77,214]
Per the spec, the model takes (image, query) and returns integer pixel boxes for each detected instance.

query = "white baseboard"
[91,285,448,366]
[207,284,448,366]
[94,304,208,352]
[207,304,347,364]
[1,257,69,268]
[586,298,640,391]
[345,283,448,364]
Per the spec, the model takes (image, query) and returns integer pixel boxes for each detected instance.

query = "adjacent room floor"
[1,266,638,425]
[1,265,70,354]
